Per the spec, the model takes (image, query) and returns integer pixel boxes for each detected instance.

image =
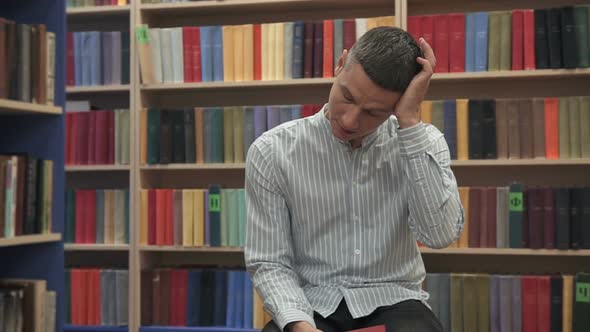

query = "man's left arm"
[397,122,464,249]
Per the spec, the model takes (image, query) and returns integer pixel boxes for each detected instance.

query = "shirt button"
[354,249,361,255]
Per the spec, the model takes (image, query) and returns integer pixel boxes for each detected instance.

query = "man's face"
[327,53,402,148]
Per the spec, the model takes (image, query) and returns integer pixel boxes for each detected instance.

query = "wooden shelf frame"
[0,233,62,248]
[64,244,130,251]
[66,165,131,172]
[0,98,62,115]
[66,85,131,94]
[67,5,130,16]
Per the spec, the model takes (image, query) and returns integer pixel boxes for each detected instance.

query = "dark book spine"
[534,9,550,69]
[23,156,37,234]
[312,21,323,78]
[172,111,185,164]
[547,8,563,68]
[483,99,497,159]
[468,100,484,159]
[121,30,130,84]
[528,187,544,249]
[574,6,590,68]
[443,100,457,160]
[582,188,590,249]
[509,182,524,248]
[550,275,563,332]
[555,188,571,249]
[303,22,314,78]
[159,110,172,164]
[543,187,556,249]
[184,109,196,164]
[561,6,578,69]
[570,188,584,249]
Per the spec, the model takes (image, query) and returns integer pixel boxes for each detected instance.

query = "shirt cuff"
[397,122,431,157]
[276,309,316,331]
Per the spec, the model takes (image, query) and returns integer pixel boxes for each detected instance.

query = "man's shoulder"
[250,115,319,151]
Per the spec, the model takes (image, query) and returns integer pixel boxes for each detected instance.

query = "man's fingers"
[417,57,433,75]
[418,38,436,69]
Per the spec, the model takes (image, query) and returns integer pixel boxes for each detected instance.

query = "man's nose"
[341,107,361,131]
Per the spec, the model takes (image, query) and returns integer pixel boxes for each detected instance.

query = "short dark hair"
[346,26,423,93]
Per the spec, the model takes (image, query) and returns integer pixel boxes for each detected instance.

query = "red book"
[107,110,115,164]
[468,187,482,248]
[169,270,179,325]
[523,9,536,70]
[87,270,97,325]
[449,13,466,72]
[177,270,188,326]
[486,187,497,248]
[302,104,315,118]
[543,187,555,249]
[433,15,450,73]
[347,326,386,332]
[65,113,74,164]
[85,190,96,244]
[182,27,193,82]
[323,20,334,78]
[94,110,108,164]
[77,112,89,165]
[166,189,174,245]
[80,269,88,325]
[67,32,75,86]
[521,276,538,332]
[156,189,166,246]
[93,269,102,325]
[544,98,559,159]
[421,15,435,49]
[528,187,543,249]
[407,16,422,42]
[536,276,551,332]
[75,190,85,243]
[87,111,96,165]
[253,24,262,80]
[343,19,356,51]
[70,269,81,324]
[512,10,525,70]
[148,189,156,245]
[192,27,202,82]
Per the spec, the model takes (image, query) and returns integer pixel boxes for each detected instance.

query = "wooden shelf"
[140,69,590,107]
[451,159,590,166]
[66,85,130,94]
[140,246,243,253]
[67,5,130,17]
[140,0,398,27]
[141,163,246,170]
[64,244,129,251]
[66,165,130,172]
[420,247,590,256]
[407,0,589,16]
[0,233,61,248]
[0,98,62,115]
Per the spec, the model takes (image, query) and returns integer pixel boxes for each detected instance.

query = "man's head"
[327,26,423,148]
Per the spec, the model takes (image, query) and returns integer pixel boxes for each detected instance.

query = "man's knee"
[262,320,282,332]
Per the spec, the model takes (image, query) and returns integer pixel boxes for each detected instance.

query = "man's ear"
[334,49,348,76]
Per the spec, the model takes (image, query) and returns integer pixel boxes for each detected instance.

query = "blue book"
[266,105,281,130]
[74,32,82,85]
[443,100,457,160]
[187,270,202,326]
[213,270,227,326]
[200,26,213,82]
[474,12,489,72]
[226,271,237,327]
[96,189,104,244]
[254,106,267,139]
[101,32,112,85]
[243,272,254,329]
[291,104,302,120]
[89,31,102,85]
[279,105,292,124]
[292,21,305,78]
[211,26,224,81]
[208,185,221,246]
[242,106,255,156]
[234,272,244,328]
[465,13,476,72]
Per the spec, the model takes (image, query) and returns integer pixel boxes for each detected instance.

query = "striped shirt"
[244,104,464,330]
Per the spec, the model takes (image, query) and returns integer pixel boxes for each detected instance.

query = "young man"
[244,27,464,332]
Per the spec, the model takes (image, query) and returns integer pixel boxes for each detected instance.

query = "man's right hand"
[286,321,323,332]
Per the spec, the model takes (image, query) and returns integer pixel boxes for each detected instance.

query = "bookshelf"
[0,1,66,332]
[65,0,590,331]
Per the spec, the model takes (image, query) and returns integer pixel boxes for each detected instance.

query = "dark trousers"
[262,299,443,332]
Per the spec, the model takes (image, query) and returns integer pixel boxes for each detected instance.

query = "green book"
[499,11,512,70]
[147,108,161,164]
[237,189,246,246]
[487,12,501,71]
[227,189,239,247]
[559,97,571,159]
[223,107,234,163]
[431,100,445,133]
[569,97,582,158]
[509,182,524,248]
[233,107,245,163]
[580,96,590,158]
[574,6,590,68]
[573,273,590,332]
[220,189,228,246]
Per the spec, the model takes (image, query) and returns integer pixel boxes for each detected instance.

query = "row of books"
[65,189,130,245]
[423,272,590,332]
[136,16,395,84]
[0,155,53,239]
[65,109,130,165]
[65,269,128,326]
[421,96,590,160]
[66,31,130,87]
[140,268,269,329]
[447,185,590,250]
[139,187,244,247]
[0,278,56,332]
[0,19,56,105]
[408,6,590,72]
[140,104,323,165]
[67,0,128,8]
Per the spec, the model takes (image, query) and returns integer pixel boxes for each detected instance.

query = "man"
[244,26,464,332]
